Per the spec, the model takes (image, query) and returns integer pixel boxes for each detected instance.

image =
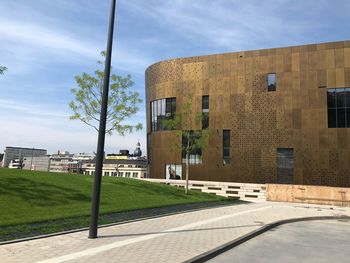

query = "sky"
[0,0,349,155]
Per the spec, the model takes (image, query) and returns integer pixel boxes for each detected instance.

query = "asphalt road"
[208,219,350,263]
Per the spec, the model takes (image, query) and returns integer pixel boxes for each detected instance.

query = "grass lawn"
[0,168,230,240]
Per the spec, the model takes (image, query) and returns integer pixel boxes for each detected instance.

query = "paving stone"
[1,202,350,263]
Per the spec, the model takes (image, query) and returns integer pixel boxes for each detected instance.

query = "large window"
[223,130,231,165]
[277,148,294,184]
[182,131,202,165]
[150,98,176,132]
[327,88,350,128]
[202,95,209,129]
[267,73,276,92]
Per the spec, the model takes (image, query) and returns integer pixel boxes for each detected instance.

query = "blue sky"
[0,0,349,155]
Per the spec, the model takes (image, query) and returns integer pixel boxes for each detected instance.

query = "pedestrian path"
[1,201,350,263]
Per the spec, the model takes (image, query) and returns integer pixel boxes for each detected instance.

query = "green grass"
[0,168,226,228]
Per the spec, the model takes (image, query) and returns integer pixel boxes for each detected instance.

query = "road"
[208,219,350,263]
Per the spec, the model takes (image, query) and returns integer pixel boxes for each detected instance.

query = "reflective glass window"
[277,148,293,184]
[268,73,276,92]
[150,98,176,132]
[182,131,202,165]
[327,88,350,128]
[223,130,231,165]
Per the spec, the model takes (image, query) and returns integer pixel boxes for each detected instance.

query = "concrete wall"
[22,156,50,171]
[2,147,47,167]
[141,178,266,201]
[266,183,350,206]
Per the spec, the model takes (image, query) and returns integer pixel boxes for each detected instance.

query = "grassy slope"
[0,168,225,227]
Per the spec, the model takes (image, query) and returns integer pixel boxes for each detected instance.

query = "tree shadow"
[98,223,264,239]
[0,177,90,206]
[111,179,207,200]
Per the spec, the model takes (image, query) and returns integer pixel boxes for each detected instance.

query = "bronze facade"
[146,40,350,187]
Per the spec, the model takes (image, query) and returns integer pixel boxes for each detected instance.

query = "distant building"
[8,159,22,169]
[106,141,143,160]
[22,156,50,171]
[83,158,148,179]
[48,151,95,174]
[1,146,47,168]
[49,151,74,173]
[84,142,148,178]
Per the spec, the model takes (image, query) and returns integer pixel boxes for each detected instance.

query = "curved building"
[146,40,350,187]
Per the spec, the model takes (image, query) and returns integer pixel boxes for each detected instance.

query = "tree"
[69,52,142,135]
[163,93,210,194]
[0,66,7,75]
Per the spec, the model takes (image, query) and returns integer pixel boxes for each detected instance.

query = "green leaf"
[68,51,143,136]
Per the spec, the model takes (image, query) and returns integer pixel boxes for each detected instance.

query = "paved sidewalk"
[1,201,350,263]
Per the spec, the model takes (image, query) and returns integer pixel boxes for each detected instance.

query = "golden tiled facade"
[146,40,350,187]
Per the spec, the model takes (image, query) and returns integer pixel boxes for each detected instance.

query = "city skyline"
[1,0,349,154]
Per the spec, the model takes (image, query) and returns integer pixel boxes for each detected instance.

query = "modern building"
[1,146,47,168]
[146,40,350,187]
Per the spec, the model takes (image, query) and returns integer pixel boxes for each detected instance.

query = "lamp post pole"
[89,0,117,239]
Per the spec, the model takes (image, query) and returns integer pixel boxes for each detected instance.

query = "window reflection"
[182,131,202,165]
[223,130,231,165]
[150,98,176,132]
[277,148,293,184]
[327,88,350,128]
[202,96,209,129]
[268,73,276,92]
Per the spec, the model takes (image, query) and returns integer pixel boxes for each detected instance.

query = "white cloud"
[0,97,146,154]
[123,0,344,52]
[0,16,151,75]
[0,113,146,155]
[0,98,69,118]
[0,20,98,59]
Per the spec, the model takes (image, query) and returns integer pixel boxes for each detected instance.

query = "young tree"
[163,94,210,194]
[0,66,7,75]
[69,52,142,135]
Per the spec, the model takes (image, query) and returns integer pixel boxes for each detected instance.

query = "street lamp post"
[89,0,117,239]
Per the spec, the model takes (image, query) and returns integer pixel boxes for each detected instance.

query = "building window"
[125,172,131,177]
[132,172,138,178]
[118,172,123,177]
[202,95,209,129]
[267,73,276,91]
[327,88,350,128]
[277,148,294,184]
[150,98,176,132]
[223,130,231,165]
[182,131,202,165]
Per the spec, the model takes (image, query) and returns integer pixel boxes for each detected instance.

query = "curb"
[184,215,350,263]
[0,201,240,246]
